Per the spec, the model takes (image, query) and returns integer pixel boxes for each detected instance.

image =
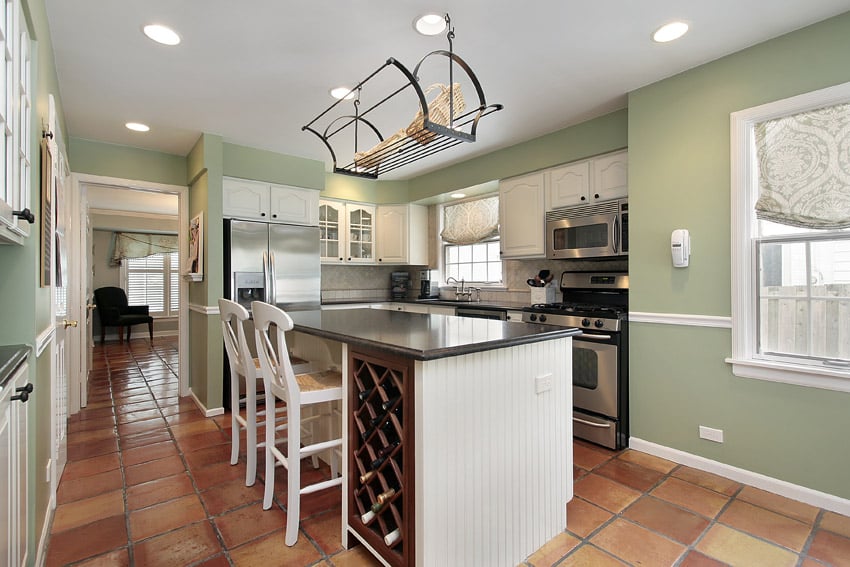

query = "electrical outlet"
[535,374,553,394]
[699,426,724,443]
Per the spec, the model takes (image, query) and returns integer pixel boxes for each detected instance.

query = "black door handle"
[12,383,33,403]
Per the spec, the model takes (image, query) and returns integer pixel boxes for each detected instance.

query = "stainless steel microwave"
[546,198,628,259]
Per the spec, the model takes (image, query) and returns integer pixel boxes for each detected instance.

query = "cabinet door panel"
[548,161,590,208]
[376,205,408,264]
[499,173,546,258]
[269,185,319,225]
[593,151,628,201]
[223,179,269,220]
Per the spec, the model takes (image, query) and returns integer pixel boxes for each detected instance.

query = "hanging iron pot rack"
[302,14,502,179]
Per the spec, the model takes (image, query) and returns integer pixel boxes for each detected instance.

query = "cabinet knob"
[12,208,35,224]
[378,258,382,262]
[347,257,351,261]
[12,383,33,403]
[339,257,344,261]
[594,193,600,199]
[261,212,266,217]
[272,214,277,218]
[580,196,586,201]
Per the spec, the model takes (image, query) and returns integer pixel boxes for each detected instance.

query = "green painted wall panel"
[223,142,324,190]
[627,11,850,498]
[630,323,850,498]
[69,138,187,186]
[407,108,628,201]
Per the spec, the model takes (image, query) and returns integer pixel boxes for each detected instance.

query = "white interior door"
[49,123,72,493]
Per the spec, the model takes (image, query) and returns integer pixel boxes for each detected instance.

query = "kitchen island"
[286,308,579,567]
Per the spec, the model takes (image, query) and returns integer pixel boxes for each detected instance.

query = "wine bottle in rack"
[381,396,401,411]
[384,528,401,547]
[360,509,375,524]
[370,487,397,513]
[358,387,375,401]
[359,469,376,484]
[362,415,395,441]
[375,439,400,460]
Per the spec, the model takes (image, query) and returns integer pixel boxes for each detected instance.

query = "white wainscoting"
[413,338,572,567]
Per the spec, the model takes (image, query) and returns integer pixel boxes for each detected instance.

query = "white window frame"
[120,250,180,318]
[729,80,850,393]
[439,193,504,287]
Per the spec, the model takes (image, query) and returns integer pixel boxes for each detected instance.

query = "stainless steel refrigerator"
[223,219,321,312]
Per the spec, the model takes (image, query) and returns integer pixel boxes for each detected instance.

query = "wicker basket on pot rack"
[353,128,407,169]
[406,82,466,145]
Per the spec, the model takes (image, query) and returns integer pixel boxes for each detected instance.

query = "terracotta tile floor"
[45,338,850,566]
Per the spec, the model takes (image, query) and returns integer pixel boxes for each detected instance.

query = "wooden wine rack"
[348,349,415,567]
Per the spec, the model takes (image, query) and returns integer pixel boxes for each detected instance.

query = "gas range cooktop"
[522,272,628,332]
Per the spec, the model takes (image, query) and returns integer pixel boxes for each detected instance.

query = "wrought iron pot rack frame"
[302,15,502,179]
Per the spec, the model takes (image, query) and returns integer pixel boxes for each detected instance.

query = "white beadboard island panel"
[414,337,572,567]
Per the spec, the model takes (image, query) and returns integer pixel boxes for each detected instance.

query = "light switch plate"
[699,425,724,443]
[535,374,553,394]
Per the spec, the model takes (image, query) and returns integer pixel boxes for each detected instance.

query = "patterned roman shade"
[440,196,499,245]
[754,102,850,229]
[111,232,178,266]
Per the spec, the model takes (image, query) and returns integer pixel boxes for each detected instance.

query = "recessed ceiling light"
[652,21,689,43]
[330,87,356,100]
[143,24,181,46]
[126,122,150,132]
[414,14,447,36]
[450,193,466,199]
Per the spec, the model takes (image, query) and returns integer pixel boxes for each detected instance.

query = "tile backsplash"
[321,258,627,304]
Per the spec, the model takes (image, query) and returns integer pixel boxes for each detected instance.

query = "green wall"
[69,138,187,186]
[628,12,850,498]
[408,108,628,201]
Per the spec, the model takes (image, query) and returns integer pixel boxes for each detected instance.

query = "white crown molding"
[629,312,732,328]
[629,437,850,517]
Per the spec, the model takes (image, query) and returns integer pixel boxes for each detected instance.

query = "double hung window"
[730,82,850,391]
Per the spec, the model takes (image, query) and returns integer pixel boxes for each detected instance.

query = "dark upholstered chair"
[93,286,154,344]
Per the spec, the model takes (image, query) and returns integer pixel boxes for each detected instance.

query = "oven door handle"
[576,334,612,340]
[573,417,612,429]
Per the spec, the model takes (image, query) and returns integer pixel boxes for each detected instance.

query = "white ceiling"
[45,1,850,180]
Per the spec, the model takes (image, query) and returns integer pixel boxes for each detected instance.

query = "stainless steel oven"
[546,198,628,259]
[523,272,629,449]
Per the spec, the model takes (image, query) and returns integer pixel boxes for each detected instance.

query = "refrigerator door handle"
[269,251,276,305]
[262,251,269,305]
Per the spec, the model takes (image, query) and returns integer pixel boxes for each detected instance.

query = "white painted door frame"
[68,173,190,410]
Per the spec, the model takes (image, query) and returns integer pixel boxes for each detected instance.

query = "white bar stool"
[252,300,343,546]
[218,298,312,486]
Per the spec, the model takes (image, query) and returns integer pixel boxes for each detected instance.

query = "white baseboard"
[189,389,224,417]
[629,437,850,517]
[36,491,57,567]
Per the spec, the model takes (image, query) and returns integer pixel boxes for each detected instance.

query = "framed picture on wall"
[185,212,204,282]
[40,135,56,287]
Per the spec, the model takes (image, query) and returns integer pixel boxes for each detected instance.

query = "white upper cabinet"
[546,150,628,209]
[499,171,546,259]
[547,161,590,209]
[320,200,376,264]
[269,185,319,225]
[592,150,629,202]
[376,204,428,265]
[223,177,318,226]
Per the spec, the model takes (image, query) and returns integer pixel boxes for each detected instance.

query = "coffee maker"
[418,269,439,299]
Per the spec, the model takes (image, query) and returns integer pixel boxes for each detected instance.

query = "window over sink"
[440,194,503,285]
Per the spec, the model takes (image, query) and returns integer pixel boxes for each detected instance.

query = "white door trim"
[70,173,190,406]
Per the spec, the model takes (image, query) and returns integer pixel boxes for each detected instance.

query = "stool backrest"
[218,298,254,380]
[251,301,298,404]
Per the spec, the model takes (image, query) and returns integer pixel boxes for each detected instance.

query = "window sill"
[726,357,850,393]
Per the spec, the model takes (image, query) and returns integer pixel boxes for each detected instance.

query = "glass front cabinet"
[320,200,375,264]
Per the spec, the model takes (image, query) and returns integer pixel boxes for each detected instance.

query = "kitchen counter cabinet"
[288,309,574,566]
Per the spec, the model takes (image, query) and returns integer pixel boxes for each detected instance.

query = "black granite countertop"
[288,309,579,361]
[320,298,530,311]
[0,344,31,390]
